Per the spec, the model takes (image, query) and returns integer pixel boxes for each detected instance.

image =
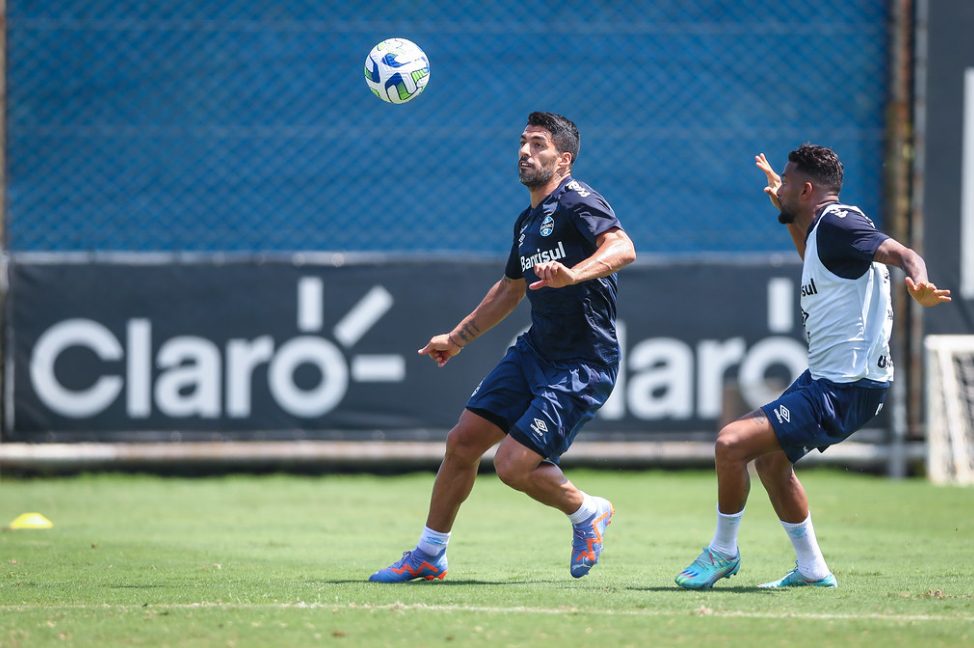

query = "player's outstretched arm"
[529,228,635,290]
[755,153,782,211]
[873,238,952,307]
[755,153,808,259]
[417,275,527,367]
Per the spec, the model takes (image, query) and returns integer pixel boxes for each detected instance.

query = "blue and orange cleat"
[368,548,448,583]
[570,497,614,578]
[675,546,741,589]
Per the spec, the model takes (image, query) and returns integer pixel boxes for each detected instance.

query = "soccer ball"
[364,38,430,104]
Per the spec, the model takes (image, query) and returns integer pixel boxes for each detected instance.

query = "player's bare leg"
[369,410,503,583]
[754,450,808,523]
[714,410,783,514]
[676,410,780,589]
[493,435,614,578]
[426,409,506,531]
[754,449,836,588]
[492,435,581,512]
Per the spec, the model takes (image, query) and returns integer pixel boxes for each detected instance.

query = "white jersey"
[800,203,894,384]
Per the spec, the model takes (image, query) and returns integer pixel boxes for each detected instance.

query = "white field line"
[0,602,971,624]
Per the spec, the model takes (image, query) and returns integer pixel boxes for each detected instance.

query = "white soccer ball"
[364,38,430,104]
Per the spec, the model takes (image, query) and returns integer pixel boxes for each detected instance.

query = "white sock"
[417,526,450,557]
[568,493,598,525]
[708,506,744,558]
[781,514,830,581]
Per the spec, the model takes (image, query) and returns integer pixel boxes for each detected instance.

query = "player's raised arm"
[755,153,782,211]
[872,238,952,307]
[417,275,527,367]
[529,228,635,290]
[758,152,835,261]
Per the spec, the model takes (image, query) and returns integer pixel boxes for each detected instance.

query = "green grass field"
[1,469,972,647]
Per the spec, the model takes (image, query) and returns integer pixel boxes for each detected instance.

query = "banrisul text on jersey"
[504,176,623,366]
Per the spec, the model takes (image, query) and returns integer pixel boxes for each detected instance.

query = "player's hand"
[417,333,462,367]
[529,261,576,290]
[905,276,952,307]
[755,153,783,211]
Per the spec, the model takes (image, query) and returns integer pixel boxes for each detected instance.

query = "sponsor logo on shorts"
[773,405,791,424]
[530,418,548,438]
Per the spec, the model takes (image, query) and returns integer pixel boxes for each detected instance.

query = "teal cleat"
[758,564,837,589]
[675,546,741,589]
[368,548,448,583]
[570,497,614,578]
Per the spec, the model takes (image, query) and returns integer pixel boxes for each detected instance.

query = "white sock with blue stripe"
[568,493,598,525]
[709,506,744,559]
[781,513,830,581]
[417,526,450,557]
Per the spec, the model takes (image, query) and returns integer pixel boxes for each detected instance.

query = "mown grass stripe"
[1,602,971,623]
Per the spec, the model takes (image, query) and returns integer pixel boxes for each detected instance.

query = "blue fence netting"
[5,0,889,255]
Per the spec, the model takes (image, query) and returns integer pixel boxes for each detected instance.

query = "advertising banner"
[919,0,974,333]
[6,257,828,442]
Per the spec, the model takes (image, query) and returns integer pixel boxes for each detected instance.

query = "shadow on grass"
[627,585,776,595]
[310,578,568,586]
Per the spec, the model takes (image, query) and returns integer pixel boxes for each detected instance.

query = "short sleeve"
[571,194,622,245]
[816,208,890,279]
[504,239,523,279]
[504,211,528,279]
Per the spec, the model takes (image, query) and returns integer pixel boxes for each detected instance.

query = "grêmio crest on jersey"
[503,175,624,364]
[510,176,620,279]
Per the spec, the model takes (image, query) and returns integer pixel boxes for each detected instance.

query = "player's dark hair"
[527,112,580,166]
[787,144,843,193]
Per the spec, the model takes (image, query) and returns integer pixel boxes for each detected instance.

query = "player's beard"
[778,209,796,224]
[519,158,555,188]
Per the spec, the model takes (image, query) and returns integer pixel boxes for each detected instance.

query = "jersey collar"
[805,200,841,240]
[532,175,574,214]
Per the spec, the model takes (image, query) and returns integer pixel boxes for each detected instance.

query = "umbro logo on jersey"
[530,418,548,437]
[773,405,791,424]
[565,180,590,198]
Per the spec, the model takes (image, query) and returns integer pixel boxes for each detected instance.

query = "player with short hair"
[675,144,950,590]
[369,112,636,583]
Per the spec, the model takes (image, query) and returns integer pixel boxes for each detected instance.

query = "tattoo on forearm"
[458,321,481,343]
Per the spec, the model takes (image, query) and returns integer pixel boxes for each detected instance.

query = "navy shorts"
[466,336,617,462]
[760,369,889,464]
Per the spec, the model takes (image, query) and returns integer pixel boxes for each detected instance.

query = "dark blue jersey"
[504,176,623,365]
